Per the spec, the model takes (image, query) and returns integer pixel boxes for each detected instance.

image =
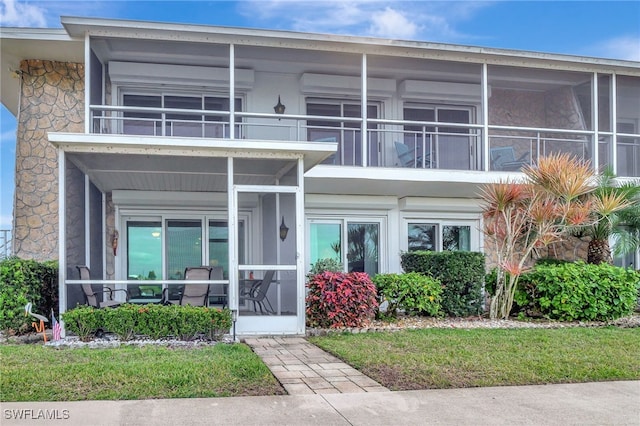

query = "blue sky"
[1,0,639,230]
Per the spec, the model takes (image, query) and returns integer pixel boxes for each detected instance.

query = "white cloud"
[0,0,115,28]
[368,7,419,39]
[591,36,640,61]
[238,0,489,43]
[0,0,47,27]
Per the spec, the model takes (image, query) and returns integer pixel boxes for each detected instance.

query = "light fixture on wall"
[279,216,289,242]
[273,95,286,115]
[151,231,161,238]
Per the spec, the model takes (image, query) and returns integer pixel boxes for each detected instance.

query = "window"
[124,215,246,282]
[407,222,472,252]
[402,104,475,170]
[307,100,379,166]
[309,219,381,275]
[126,220,163,300]
[617,121,639,177]
[122,93,242,138]
[166,219,203,280]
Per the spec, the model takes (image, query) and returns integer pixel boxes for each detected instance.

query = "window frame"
[402,102,478,170]
[401,216,480,253]
[117,89,245,137]
[306,215,386,274]
[306,98,381,166]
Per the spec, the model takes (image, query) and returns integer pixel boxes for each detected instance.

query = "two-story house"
[1,16,639,335]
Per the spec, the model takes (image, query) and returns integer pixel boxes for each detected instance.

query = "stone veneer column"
[14,60,84,261]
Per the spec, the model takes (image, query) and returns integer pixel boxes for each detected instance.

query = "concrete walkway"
[244,337,389,395]
[2,381,638,425]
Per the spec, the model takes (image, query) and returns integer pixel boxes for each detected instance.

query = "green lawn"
[309,327,640,390]
[3,327,639,401]
[0,343,284,401]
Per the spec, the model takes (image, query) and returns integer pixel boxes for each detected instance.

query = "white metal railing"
[488,127,593,172]
[0,229,11,259]
[89,104,639,174]
[65,279,228,304]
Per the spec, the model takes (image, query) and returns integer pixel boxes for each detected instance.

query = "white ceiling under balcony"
[304,166,521,199]
[91,36,594,91]
[49,133,336,193]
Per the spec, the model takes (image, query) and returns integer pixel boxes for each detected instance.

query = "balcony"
[84,35,639,177]
[89,104,622,174]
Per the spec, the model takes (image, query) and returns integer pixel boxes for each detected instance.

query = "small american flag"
[51,310,62,341]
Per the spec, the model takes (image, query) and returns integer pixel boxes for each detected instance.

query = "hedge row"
[401,251,485,317]
[62,304,232,341]
[373,272,442,318]
[517,262,640,321]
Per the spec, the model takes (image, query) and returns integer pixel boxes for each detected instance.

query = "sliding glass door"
[124,215,245,303]
[126,219,163,300]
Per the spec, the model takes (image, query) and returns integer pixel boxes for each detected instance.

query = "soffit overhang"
[0,28,83,115]
[60,16,640,73]
[48,132,336,193]
[304,165,525,199]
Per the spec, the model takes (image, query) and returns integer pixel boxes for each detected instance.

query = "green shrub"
[308,258,343,276]
[306,271,378,328]
[134,304,172,339]
[485,267,533,315]
[0,258,58,334]
[401,251,485,317]
[535,257,570,267]
[373,272,442,318]
[525,262,639,321]
[102,304,137,340]
[61,304,232,341]
[61,306,104,341]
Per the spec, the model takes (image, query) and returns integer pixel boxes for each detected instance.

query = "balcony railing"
[0,229,12,259]
[89,105,638,175]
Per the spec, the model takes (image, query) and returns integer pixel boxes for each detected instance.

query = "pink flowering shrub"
[306,271,378,328]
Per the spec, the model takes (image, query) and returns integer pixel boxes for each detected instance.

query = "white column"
[84,32,90,134]
[227,157,237,312]
[229,44,235,140]
[58,150,67,336]
[611,73,617,174]
[592,72,599,171]
[482,63,490,171]
[101,192,106,280]
[296,157,305,334]
[84,175,90,268]
[361,54,368,167]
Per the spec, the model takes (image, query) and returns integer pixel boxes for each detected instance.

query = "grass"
[3,327,638,401]
[0,343,284,402]
[309,327,640,390]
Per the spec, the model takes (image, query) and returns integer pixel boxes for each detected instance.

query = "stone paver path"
[244,337,390,395]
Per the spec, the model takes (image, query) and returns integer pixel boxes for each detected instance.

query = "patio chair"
[490,146,529,171]
[241,270,276,314]
[395,142,424,168]
[207,266,227,308]
[178,266,213,307]
[76,265,129,308]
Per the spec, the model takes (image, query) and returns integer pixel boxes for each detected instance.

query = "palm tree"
[584,169,640,264]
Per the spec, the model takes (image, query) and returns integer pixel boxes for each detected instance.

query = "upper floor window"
[307,100,380,166]
[402,104,476,170]
[122,93,242,138]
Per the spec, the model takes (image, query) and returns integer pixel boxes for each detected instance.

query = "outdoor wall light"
[279,216,289,241]
[273,95,286,115]
[151,231,161,238]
